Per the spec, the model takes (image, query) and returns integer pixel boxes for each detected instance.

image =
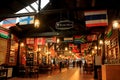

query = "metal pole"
[38,0,41,12]
[17,39,21,66]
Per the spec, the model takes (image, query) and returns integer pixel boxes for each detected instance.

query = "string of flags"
[0,9,108,29]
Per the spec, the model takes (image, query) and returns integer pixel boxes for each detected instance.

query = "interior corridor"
[8,67,94,80]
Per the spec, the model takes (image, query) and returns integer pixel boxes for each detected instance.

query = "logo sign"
[56,20,73,30]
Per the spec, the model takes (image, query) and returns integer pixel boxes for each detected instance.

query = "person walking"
[79,60,82,68]
[59,61,62,72]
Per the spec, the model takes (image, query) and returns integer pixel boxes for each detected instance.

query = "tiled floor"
[8,67,95,80]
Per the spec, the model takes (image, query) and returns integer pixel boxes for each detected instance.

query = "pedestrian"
[73,60,75,67]
[59,61,62,72]
[79,60,82,68]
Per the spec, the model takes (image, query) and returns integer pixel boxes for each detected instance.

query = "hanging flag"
[74,35,86,43]
[26,38,34,44]
[87,35,97,41]
[69,43,74,47]
[1,18,17,29]
[37,38,46,45]
[46,37,56,43]
[72,45,79,53]
[19,16,34,25]
[64,37,73,42]
[0,30,9,39]
[84,10,108,27]
[106,29,112,38]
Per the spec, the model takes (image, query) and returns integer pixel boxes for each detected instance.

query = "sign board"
[56,20,73,30]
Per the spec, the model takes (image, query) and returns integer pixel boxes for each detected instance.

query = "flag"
[84,10,108,27]
[74,35,86,43]
[1,18,17,29]
[46,37,56,43]
[19,16,34,25]
[37,38,46,45]
[64,37,73,42]
[0,30,9,38]
[106,29,112,38]
[72,45,79,53]
[26,38,34,44]
[87,35,97,41]
[81,43,92,55]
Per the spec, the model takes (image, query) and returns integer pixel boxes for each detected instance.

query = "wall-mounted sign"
[56,20,73,30]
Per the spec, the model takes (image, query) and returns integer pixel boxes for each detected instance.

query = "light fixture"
[57,38,60,43]
[99,40,103,45]
[34,18,40,28]
[20,42,24,47]
[94,46,97,50]
[92,50,95,54]
[65,47,68,51]
[34,0,41,28]
[112,20,119,29]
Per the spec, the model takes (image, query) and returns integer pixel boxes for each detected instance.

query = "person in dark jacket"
[59,61,62,72]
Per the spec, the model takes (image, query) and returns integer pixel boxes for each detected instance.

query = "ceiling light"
[34,18,40,28]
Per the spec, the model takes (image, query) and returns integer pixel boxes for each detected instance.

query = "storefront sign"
[56,20,73,30]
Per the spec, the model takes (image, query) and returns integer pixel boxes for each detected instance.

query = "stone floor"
[8,67,95,80]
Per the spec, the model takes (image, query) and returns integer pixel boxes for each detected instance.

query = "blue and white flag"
[19,16,34,25]
[84,10,108,27]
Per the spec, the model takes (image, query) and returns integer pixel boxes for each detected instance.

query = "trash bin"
[97,68,102,80]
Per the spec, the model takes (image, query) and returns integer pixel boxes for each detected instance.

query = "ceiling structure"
[0,0,120,38]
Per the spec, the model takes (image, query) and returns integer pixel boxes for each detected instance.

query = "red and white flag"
[84,10,108,27]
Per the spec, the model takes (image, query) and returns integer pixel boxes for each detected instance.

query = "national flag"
[0,30,9,39]
[72,45,79,53]
[87,35,97,41]
[37,38,46,45]
[84,10,108,27]
[1,18,17,29]
[106,29,112,38]
[74,35,86,43]
[46,37,56,43]
[19,16,34,25]
[64,37,73,42]
[26,38,34,44]
[69,43,74,47]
